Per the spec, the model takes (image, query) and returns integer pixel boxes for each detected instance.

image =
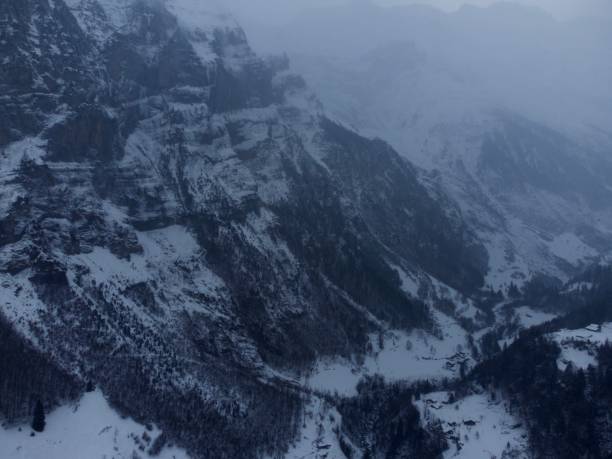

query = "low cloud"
[224,0,612,24]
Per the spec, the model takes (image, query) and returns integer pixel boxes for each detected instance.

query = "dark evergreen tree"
[508,283,520,299]
[337,376,447,459]
[32,400,46,433]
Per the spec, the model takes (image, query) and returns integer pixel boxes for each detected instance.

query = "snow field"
[416,391,529,459]
[0,390,190,459]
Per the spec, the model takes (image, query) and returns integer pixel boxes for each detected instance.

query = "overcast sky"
[224,0,612,24]
[380,0,610,18]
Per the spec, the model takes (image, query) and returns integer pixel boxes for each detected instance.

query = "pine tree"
[508,283,521,299]
[32,400,46,433]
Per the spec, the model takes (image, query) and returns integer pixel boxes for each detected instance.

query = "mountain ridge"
[0,1,493,457]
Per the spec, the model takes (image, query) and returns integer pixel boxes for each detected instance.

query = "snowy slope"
[305,310,473,397]
[280,397,354,459]
[512,306,557,329]
[252,2,612,291]
[7,1,606,458]
[0,391,190,459]
[417,391,529,459]
[291,51,612,289]
[551,323,612,370]
[0,1,492,457]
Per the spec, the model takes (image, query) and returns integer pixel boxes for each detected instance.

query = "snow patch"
[562,281,594,294]
[513,306,556,329]
[416,392,529,459]
[547,233,597,265]
[306,311,472,397]
[483,232,530,291]
[0,390,190,459]
[550,323,612,370]
[389,262,420,298]
[0,270,47,342]
[68,224,227,319]
[165,0,241,66]
[280,397,351,459]
[0,137,46,180]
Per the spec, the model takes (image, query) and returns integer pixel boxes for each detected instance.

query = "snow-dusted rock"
[0,1,489,457]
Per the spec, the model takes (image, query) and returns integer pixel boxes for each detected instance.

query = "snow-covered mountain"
[244,1,612,291]
[2,1,612,458]
[0,1,497,458]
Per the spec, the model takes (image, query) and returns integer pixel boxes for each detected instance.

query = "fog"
[219,0,612,152]
[223,0,612,24]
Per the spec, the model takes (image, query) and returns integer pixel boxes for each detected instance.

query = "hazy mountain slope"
[0,1,490,457]
[250,1,612,290]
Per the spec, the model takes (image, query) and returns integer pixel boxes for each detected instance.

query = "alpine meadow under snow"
[1,0,612,458]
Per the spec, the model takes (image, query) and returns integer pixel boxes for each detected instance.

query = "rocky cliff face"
[0,1,488,457]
